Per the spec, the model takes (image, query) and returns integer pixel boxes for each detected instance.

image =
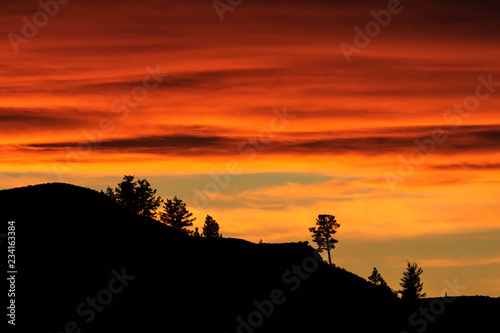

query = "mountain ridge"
[1,183,498,332]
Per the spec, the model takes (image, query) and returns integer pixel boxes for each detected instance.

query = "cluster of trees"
[309,213,426,301]
[368,262,426,302]
[104,175,220,237]
[106,178,425,301]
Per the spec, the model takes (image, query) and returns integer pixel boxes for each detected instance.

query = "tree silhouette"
[135,178,162,219]
[368,267,388,287]
[399,261,426,302]
[107,175,161,219]
[160,196,196,235]
[105,186,116,200]
[114,175,136,211]
[202,215,220,238]
[309,214,340,265]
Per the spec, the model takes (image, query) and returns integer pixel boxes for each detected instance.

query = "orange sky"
[1,0,499,297]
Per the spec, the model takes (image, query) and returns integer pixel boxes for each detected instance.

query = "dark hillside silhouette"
[0,183,498,333]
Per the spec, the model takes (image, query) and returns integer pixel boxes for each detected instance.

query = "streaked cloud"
[1,0,499,297]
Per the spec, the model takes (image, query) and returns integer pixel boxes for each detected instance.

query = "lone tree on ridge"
[309,214,340,265]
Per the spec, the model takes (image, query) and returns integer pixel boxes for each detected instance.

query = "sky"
[1,0,499,297]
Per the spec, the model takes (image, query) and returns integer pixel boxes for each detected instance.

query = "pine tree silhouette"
[160,196,196,235]
[309,214,340,265]
[399,261,426,302]
[202,215,220,238]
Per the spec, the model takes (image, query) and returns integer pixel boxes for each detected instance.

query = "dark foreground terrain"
[1,183,498,332]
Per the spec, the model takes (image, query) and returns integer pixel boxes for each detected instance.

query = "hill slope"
[0,183,497,332]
